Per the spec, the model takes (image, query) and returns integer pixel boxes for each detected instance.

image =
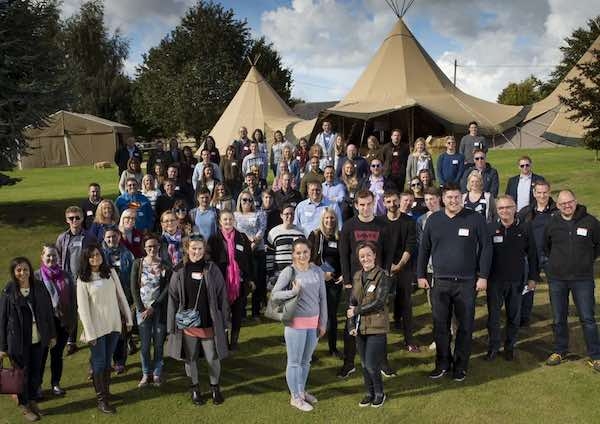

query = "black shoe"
[329,350,344,360]
[358,395,373,407]
[191,385,205,406]
[380,366,397,378]
[52,385,66,396]
[504,349,514,361]
[452,369,467,382]
[371,393,386,408]
[337,364,356,379]
[428,367,448,379]
[34,387,44,401]
[210,384,224,405]
[484,350,499,361]
[520,320,531,328]
[127,338,137,355]
[393,321,402,330]
[66,344,78,356]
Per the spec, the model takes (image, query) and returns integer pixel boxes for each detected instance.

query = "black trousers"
[41,318,69,386]
[231,295,244,333]
[252,250,267,317]
[356,334,386,397]
[326,281,343,353]
[15,342,43,406]
[393,270,415,345]
[342,288,357,366]
[486,280,522,351]
[430,279,476,371]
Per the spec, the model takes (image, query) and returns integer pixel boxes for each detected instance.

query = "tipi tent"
[20,111,132,169]
[207,63,301,154]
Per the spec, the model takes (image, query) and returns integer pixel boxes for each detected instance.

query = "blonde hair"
[94,199,119,225]
[412,137,429,155]
[236,189,256,212]
[118,208,137,233]
[466,170,484,192]
[318,208,339,240]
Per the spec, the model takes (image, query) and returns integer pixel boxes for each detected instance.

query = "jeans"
[16,342,43,406]
[284,327,318,398]
[90,332,120,374]
[137,310,166,376]
[486,280,522,351]
[430,279,476,371]
[356,333,386,397]
[326,281,342,353]
[548,279,600,359]
[41,318,69,386]
[393,270,415,345]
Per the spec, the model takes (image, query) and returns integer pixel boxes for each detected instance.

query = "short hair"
[391,128,402,135]
[126,177,138,185]
[307,181,321,189]
[292,237,311,252]
[323,165,335,172]
[442,182,461,194]
[518,155,532,164]
[89,182,100,189]
[143,234,160,245]
[262,189,275,198]
[383,190,400,199]
[468,121,478,127]
[164,178,177,186]
[65,206,83,216]
[496,194,515,204]
[355,189,374,202]
[281,203,295,212]
[472,149,485,157]
[356,241,378,259]
[196,187,211,197]
[446,136,456,143]
[533,179,550,190]
[245,172,256,178]
[424,187,441,197]
[399,191,414,200]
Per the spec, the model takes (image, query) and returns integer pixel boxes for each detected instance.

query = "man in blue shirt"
[436,136,465,186]
[115,178,154,232]
[322,165,346,206]
[294,181,342,236]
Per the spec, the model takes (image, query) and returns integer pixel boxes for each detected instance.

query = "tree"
[0,0,69,170]
[60,0,132,124]
[559,48,600,161]
[133,1,293,139]
[497,75,543,105]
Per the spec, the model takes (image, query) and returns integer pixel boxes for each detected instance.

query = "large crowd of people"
[1,120,599,421]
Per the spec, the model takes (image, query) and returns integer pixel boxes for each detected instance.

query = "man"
[358,158,397,216]
[299,155,325,197]
[543,190,600,372]
[114,136,142,177]
[231,126,251,161]
[190,187,218,241]
[336,143,369,180]
[314,120,337,163]
[485,195,540,361]
[338,190,393,378]
[241,140,268,180]
[167,138,182,164]
[166,164,193,206]
[417,187,442,244]
[261,189,283,236]
[417,183,492,381]
[115,178,154,232]
[517,180,557,326]
[155,179,185,226]
[436,136,465,186]
[505,156,545,212]
[243,172,263,209]
[266,204,305,286]
[382,129,410,190]
[147,139,171,174]
[273,172,303,209]
[56,206,96,354]
[81,183,102,229]
[459,149,499,197]
[383,191,418,352]
[294,182,342,237]
[191,149,223,190]
[459,121,488,165]
[322,165,346,206]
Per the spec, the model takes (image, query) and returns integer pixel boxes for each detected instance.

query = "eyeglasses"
[558,199,576,207]
[241,198,253,203]
[67,216,82,221]
[474,157,485,161]
[173,208,187,213]
[519,163,531,168]
[410,182,422,187]
[370,163,382,168]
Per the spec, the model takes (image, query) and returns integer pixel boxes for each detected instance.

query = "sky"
[59,0,600,103]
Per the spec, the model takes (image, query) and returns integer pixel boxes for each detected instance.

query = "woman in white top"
[141,174,161,212]
[462,171,496,223]
[77,244,132,414]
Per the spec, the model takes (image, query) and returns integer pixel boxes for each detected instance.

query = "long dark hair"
[79,244,111,282]
[9,256,35,287]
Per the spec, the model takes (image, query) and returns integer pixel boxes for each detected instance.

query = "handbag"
[264,266,298,325]
[175,275,204,329]
[0,357,25,395]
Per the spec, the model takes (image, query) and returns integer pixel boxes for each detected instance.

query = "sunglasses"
[370,163,382,168]
[519,164,531,168]
[67,216,82,221]
[410,182,422,187]
[241,198,253,203]
[474,157,485,161]
[173,208,187,213]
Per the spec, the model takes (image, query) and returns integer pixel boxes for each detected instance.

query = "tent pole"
[63,133,71,167]
[360,120,367,149]
[410,108,415,144]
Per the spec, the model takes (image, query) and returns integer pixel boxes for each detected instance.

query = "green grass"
[0,148,599,423]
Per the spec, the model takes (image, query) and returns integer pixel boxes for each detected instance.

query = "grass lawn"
[0,147,599,423]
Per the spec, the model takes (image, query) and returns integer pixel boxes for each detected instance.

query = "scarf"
[163,230,183,266]
[40,263,68,309]
[221,228,241,304]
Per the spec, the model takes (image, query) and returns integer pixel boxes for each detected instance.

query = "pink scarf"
[40,263,69,308]
[222,228,241,304]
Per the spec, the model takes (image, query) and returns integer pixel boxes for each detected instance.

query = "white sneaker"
[302,392,318,404]
[138,374,150,388]
[290,396,313,412]
[428,341,436,351]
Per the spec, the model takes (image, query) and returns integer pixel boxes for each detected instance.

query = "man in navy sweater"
[417,183,492,381]
[436,136,465,187]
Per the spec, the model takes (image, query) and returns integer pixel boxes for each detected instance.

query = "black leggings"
[326,281,342,352]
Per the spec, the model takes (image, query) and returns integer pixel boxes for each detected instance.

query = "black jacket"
[274,188,303,209]
[384,214,417,265]
[543,205,600,281]
[505,173,545,209]
[518,199,557,267]
[208,230,256,292]
[130,259,172,323]
[460,163,500,197]
[0,280,56,364]
[114,145,142,176]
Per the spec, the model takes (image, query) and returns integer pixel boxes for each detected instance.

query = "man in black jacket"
[114,136,142,177]
[273,172,302,209]
[543,190,600,372]
[381,129,410,191]
[505,155,545,212]
[81,183,102,230]
[459,149,499,197]
[485,195,540,361]
[417,183,492,381]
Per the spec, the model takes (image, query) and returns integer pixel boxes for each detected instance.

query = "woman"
[281,146,301,188]
[408,177,428,219]
[173,199,193,236]
[308,209,342,358]
[406,137,435,186]
[118,208,144,258]
[180,145,198,186]
[418,168,434,189]
[131,235,172,388]
[202,136,221,165]
[333,135,346,171]
[89,199,120,241]
[166,235,230,406]
[249,164,268,192]
[35,245,76,398]
[220,145,243,199]
[270,130,286,176]
[210,183,235,213]
[295,137,310,175]
[118,157,144,195]
[271,239,327,412]
[347,242,392,408]
[0,257,56,421]
[462,170,496,223]
[141,174,161,212]
[307,144,327,172]
[154,163,167,190]
[364,136,382,162]
[77,244,132,414]
[340,160,360,220]
[252,128,268,159]
[208,211,255,351]
[198,163,219,198]
[234,190,267,320]
[160,211,185,268]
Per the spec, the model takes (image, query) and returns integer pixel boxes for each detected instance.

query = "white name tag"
[114,260,121,268]
[92,280,104,288]
[474,142,480,147]
[175,186,180,191]
[304,209,314,217]
[458,228,469,237]
[393,151,399,156]
[328,241,337,248]
[86,210,93,216]
[191,272,203,280]
[493,235,503,243]
[243,146,249,151]
[231,162,237,166]
[367,285,376,293]
[133,237,140,243]
[190,164,195,169]
[452,159,459,165]
[412,201,417,208]
[161,269,166,277]
[138,211,144,216]
[296,156,301,161]
[235,244,244,252]
[71,240,82,247]
[479,198,487,204]
[577,228,588,236]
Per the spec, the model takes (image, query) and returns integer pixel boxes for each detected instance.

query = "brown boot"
[20,405,40,422]
[92,372,115,414]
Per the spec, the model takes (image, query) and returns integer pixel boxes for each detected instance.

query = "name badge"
[133,237,140,243]
[243,146,249,151]
[577,228,588,237]
[72,240,82,247]
[393,151,399,156]
[138,211,144,216]
[114,260,121,268]
[367,285,376,293]
[92,280,104,288]
[296,156,301,161]
[350,192,355,198]
[175,186,180,191]
[474,142,480,147]
[86,210,93,216]
[452,159,459,165]
[493,235,503,243]
[236,244,244,252]
[231,162,237,167]
[458,228,469,237]
[156,159,162,163]
[304,210,314,217]
[328,241,337,248]
[412,201,417,208]
[161,269,166,277]
[191,272,203,280]
[479,198,487,204]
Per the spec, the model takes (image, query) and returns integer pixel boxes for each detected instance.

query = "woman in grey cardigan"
[405,137,435,188]
[271,238,327,412]
[167,234,230,406]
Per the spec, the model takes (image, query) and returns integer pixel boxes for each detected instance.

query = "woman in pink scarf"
[208,211,255,351]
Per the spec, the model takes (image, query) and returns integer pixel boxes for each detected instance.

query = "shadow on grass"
[0,197,86,227]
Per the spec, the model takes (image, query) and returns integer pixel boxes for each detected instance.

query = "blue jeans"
[137,310,166,376]
[549,279,600,360]
[90,332,120,374]
[284,327,318,398]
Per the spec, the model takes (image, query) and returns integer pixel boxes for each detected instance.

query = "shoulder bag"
[175,275,204,329]
[264,266,298,325]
